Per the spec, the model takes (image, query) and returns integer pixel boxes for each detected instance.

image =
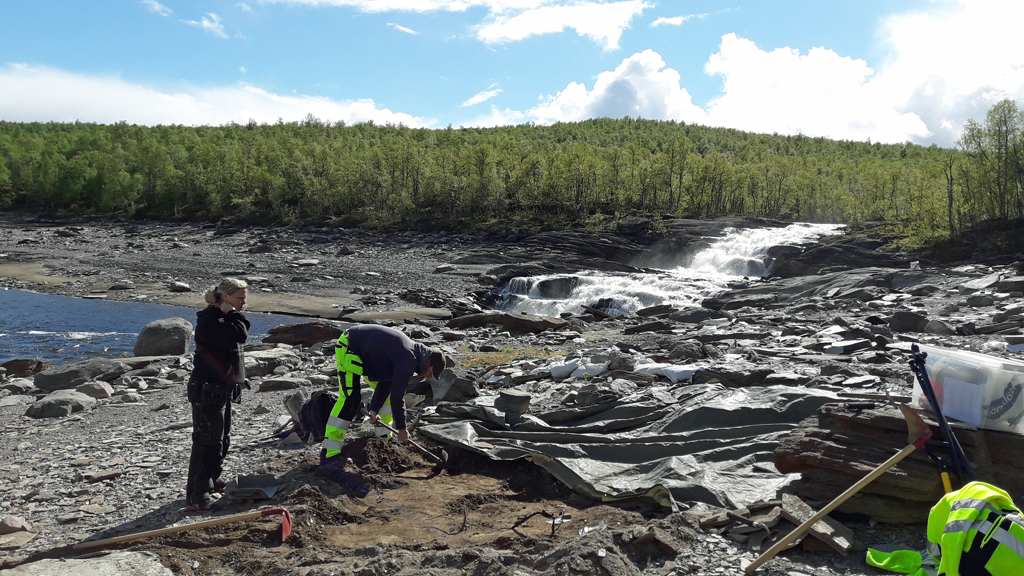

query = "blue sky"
[1,0,1022,146]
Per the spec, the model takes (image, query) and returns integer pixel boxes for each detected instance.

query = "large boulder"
[430,369,479,402]
[263,321,345,347]
[33,359,132,392]
[25,390,97,418]
[668,308,734,324]
[447,312,568,333]
[668,340,705,361]
[1,378,35,394]
[720,257,766,277]
[534,276,580,298]
[771,244,917,278]
[76,381,115,399]
[245,347,302,377]
[701,294,778,311]
[1,359,52,378]
[133,318,193,357]
[889,311,929,333]
[997,275,1024,293]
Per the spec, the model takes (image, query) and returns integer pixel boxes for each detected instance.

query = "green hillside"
[1,100,1022,248]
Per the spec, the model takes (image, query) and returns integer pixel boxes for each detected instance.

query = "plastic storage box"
[911,344,1024,434]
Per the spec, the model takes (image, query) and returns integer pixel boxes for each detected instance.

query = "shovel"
[72,508,292,550]
[363,409,448,465]
[744,404,932,573]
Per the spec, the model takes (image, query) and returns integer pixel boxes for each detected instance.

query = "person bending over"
[322,324,446,462]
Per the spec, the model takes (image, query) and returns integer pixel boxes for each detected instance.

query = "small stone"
[76,381,115,399]
[79,504,117,515]
[0,531,36,550]
[0,516,32,535]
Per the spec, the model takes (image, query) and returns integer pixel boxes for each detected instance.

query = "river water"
[502,222,843,316]
[1,222,842,366]
[0,290,298,365]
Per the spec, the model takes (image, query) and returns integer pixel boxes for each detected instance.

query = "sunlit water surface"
[0,289,297,365]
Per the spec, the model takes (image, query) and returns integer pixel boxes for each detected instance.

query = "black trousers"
[186,395,231,505]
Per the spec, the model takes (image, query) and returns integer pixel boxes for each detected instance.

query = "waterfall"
[499,222,843,317]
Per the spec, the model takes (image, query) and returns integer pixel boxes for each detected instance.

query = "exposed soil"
[4,213,1015,576]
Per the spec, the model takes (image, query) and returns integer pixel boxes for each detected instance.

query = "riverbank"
[2,213,1024,576]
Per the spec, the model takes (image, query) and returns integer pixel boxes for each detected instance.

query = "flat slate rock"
[0,550,173,575]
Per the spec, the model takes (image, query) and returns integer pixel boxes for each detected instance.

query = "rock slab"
[33,359,131,392]
[0,551,173,576]
[25,390,97,418]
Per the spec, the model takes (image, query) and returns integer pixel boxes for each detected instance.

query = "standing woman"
[186,278,249,513]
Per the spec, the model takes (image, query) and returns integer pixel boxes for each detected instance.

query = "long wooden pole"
[744,442,919,573]
[73,509,276,550]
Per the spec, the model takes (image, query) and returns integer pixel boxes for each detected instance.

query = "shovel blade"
[279,509,292,540]
[899,404,933,449]
[259,508,293,541]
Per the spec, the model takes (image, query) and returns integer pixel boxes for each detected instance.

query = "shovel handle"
[73,508,288,550]
[363,409,444,464]
[744,442,919,573]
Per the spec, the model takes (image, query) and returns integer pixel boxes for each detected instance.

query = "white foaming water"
[502,222,843,317]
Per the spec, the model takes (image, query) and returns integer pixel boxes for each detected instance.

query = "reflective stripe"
[969,518,1024,558]
[326,416,350,431]
[378,405,392,416]
[991,525,1024,558]
[945,519,975,533]
[323,438,344,452]
[374,427,392,437]
[951,498,991,512]
[926,541,941,558]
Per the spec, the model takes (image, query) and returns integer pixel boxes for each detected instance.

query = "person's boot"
[187,494,221,514]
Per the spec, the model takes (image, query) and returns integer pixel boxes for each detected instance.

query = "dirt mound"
[346,436,421,474]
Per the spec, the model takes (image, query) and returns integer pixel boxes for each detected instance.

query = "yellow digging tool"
[744,404,932,573]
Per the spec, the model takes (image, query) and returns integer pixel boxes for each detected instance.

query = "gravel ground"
[3,214,1019,576]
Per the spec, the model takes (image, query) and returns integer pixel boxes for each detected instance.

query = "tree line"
[1,101,1022,244]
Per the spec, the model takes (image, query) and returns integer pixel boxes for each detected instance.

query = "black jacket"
[345,324,430,430]
[191,306,249,393]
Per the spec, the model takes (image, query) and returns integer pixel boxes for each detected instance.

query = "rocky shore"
[2,214,1024,576]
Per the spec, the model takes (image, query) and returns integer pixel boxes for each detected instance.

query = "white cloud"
[461,86,503,107]
[238,2,254,12]
[651,13,705,27]
[695,0,1024,146]
[461,105,527,127]
[870,0,1024,146]
[264,0,647,49]
[476,1,648,50]
[0,63,428,127]
[528,49,705,124]
[261,1,545,11]
[183,13,229,39]
[701,33,929,143]
[387,22,418,34]
[240,66,248,73]
[142,0,172,16]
